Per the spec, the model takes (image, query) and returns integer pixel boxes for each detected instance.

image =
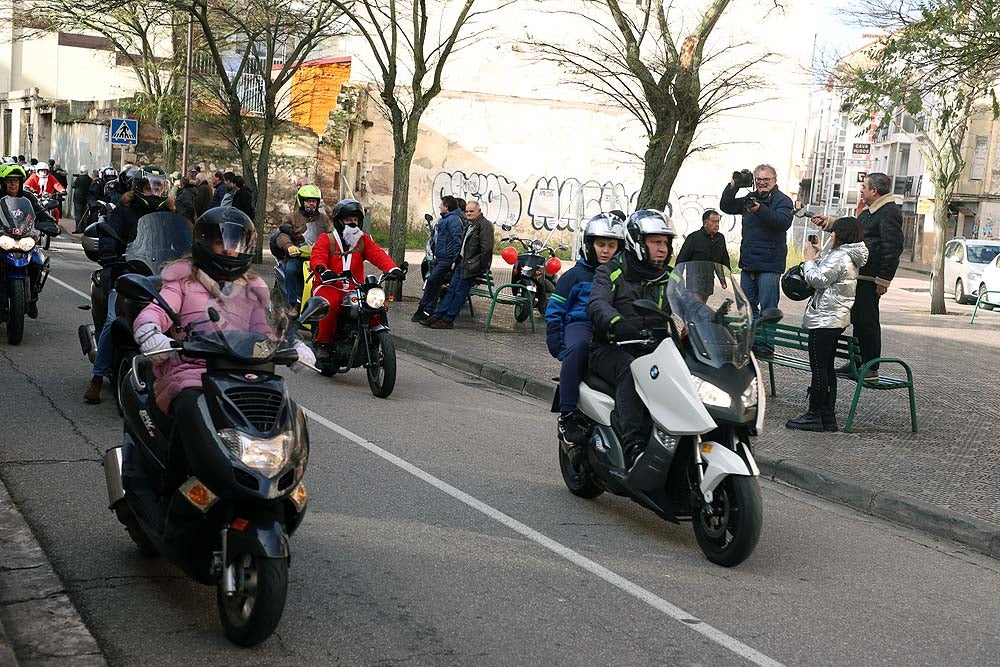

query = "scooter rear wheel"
[218,554,288,647]
[691,475,762,567]
[558,440,603,499]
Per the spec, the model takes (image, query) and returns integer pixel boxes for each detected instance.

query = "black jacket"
[97,193,157,266]
[73,174,93,205]
[586,255,673,345]
[175,183,198,223]
[857,194,904,286]
[232,187,255,220]
[675,227,730,268]
[459,216,494,278]
[210,182,227,208]
[195,181,213,216]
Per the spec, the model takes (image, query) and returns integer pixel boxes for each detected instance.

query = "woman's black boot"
[785,411,825,431]
[821,387,838,432]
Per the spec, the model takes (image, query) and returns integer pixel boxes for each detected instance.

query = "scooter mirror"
[501,224,512,231]
[115,273,158,301]
[298,296,330,325]
[424,213,433,223]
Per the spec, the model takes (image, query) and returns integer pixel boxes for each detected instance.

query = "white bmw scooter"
[558,261,781,567]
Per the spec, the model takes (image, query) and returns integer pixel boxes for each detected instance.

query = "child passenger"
[545,213,625,457]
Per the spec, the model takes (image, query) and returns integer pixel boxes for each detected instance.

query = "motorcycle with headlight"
[556,262,782,567]
[0,196,51,344]
[103,273,328,646]
[499,224,567,321]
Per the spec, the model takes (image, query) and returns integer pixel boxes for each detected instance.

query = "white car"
[943,238,1000,303]
[976,251,1000,306]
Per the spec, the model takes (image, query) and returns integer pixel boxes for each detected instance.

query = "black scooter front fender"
[227,519,290,560]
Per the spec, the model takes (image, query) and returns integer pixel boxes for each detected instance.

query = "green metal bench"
[466,268,535,332]
[755,322,917,433]
[970,289,1000,324]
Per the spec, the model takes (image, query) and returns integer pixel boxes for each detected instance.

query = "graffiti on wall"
[526,177,636,231]
[431,171,523,227]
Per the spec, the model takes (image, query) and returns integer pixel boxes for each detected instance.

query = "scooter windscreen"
[0,196,37,237]
[125,212,192,275]
[668,261,752,369]
[181,280,290,363]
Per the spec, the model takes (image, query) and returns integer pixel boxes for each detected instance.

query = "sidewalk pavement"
[390,263,1000,559]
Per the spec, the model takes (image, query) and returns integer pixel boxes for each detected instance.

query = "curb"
[392,331,1000,561]
[0,477,107,666]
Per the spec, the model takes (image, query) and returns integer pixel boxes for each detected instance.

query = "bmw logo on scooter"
[650,365,659,379]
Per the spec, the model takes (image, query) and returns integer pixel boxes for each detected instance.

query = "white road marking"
[47,275,782,666]
[302,407,784,667]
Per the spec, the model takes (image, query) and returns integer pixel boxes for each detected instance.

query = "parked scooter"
[499,224,566,321]
[302,265,407,397]
[0,196,55,344]
[557,261,782,567]
[104,275,327,646]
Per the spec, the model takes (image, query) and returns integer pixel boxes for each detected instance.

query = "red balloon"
[501,246,518,265]
[545,257,562,275]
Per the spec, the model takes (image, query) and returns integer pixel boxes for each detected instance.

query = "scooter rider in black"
[586,209,677,470]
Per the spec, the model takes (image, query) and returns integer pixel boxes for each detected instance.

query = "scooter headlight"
[741,378,758,409]
[690,376,732,408]
[365,286,386,309]
[0,236,15,251]
[218,428,295,478]
[17,237,35,251]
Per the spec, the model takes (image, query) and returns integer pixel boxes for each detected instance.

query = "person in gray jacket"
[424,200,494,328]
[786,217,869,432]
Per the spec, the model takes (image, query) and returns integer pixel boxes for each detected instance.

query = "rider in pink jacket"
[133,208,313,413]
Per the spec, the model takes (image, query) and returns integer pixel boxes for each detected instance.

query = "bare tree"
[185,0,348,260]
[14,0,187,170]
[836,0,1000,314]
[531,0,777,210]
[328,0,515,270]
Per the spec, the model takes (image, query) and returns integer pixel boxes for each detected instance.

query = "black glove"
[386,267,405,280]
[320,269,337,283]
[611,319,644,341]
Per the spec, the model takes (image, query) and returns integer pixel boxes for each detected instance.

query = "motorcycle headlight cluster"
[365,287,386,309]
[0,236,15,251]
[217,428,295,478]
[17,237,35,251]
[741,378,759,409]
[690,376,732,409]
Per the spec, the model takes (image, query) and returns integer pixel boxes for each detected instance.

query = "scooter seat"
[583,371,616,398]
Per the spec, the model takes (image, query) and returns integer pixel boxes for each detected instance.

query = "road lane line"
[48,275,90,300]
[302,407,784,667]
[47,276,782,666]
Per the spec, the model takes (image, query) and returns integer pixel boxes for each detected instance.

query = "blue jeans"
[418,257,453,313]
[92,289,117,378]
[741,270,780,352]
[283,258,304,308]
[559,324,592,412]
[433,260,472,321]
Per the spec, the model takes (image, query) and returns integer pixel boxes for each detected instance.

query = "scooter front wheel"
[558,440,603,499]
[691,475,762,567]
[218,554,288,647]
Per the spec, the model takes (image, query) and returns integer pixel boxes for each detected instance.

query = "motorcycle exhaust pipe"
[103,447,125,509]
[78,324,97,362]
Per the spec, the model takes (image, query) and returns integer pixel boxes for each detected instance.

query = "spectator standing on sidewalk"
[675,208,730,268]
[72,165,92,233]
[413,195,463,322]
[230,174,255,220]
[811,172,903,380]
[194,172,213,217]
[720,164,793,357]
[423,200,495,328]
[210,170,226,208]
[786,217,868,432]
[174,172,199,224]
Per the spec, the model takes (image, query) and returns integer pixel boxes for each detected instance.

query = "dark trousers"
[851,280,881,371]
[418,258,453,314]
[589,344,650,447]
[433,260,473,321]
[807,327,844,413]
[558,324,592,413]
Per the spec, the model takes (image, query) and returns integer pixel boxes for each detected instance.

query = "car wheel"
[955,279,967,304]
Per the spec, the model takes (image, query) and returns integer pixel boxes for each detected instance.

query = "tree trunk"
[929,191,951,314]
[636,118,696,211]
[253,125,276,265]
[160,130,178,174]
[387,132,416,300]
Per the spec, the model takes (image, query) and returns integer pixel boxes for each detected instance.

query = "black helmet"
[192,207,256,282]
[132,165,168,210]
[781,263,814,301]
[331,198,364,230]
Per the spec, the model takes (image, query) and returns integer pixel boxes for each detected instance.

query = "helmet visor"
[196,219,255,256]
[146,174,168,197]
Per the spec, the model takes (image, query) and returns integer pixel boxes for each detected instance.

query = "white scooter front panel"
[631,338,716,435]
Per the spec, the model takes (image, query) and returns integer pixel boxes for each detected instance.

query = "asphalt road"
[1,242,998,666]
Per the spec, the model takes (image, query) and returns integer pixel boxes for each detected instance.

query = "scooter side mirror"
[424,213,433,223]
[632,298,670,320]
[501,224,512,231]
[115,273,182,326]
[298,296,330,325]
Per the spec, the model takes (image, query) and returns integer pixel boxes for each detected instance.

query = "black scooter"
[103,274,328,646]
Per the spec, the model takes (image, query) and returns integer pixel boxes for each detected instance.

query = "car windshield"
[125,212,192,275]
[967,245,1000,264]
[668,261,753,368]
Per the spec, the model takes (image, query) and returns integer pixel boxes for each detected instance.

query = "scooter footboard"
[700,442,757,496]
[226,518,290,560]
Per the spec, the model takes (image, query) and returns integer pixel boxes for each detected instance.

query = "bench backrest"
[756,322,859,360]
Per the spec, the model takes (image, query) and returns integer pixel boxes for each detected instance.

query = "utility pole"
[180,13,194,170]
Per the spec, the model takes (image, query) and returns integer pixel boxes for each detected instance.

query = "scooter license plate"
[524,284,536,292]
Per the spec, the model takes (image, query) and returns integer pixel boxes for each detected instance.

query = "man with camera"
[720,164,793,357]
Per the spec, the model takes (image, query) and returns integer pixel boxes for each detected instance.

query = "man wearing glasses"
[719,163,793,357]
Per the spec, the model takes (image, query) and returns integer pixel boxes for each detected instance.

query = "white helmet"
[624,209,676,265]
[582,213,625,265]
[35,163,49,174]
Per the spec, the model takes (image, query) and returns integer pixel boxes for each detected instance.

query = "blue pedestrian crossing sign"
[110,118,138,146]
